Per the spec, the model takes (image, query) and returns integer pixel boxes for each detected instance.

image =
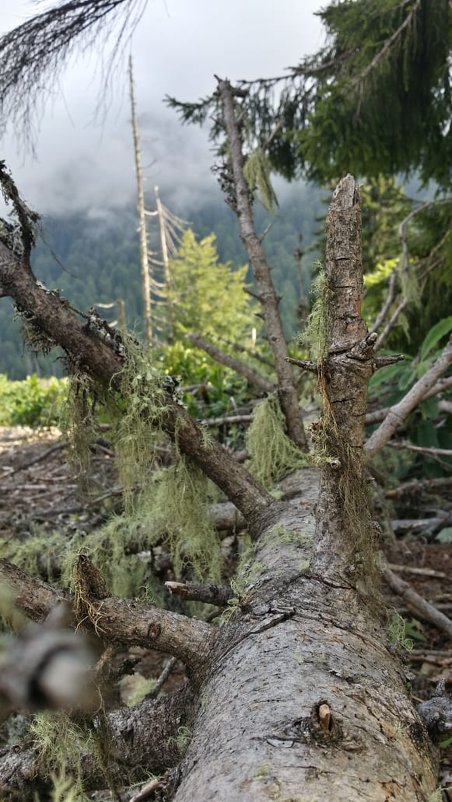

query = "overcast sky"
[1,0,325,215]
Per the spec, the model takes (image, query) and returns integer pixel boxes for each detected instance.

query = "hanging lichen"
[50,334,223,592]
[299,266,328,361]
[30,712,93,801]
[112,337,170,512]
[111,338,222,581]
[243,148,278,211]
[246,395,308,487]
[138,456,222,581]
[61,522,151,600]
[399,267,421,309]
[59,372,100,494]
[0,532,62,582]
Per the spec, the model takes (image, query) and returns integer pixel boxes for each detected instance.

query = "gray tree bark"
[217,79,308,451]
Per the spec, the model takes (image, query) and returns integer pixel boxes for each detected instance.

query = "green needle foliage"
[169,0,450,189]
[166,229,256,342]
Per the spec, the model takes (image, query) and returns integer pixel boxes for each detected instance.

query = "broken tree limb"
[372,354,405,369]
[382,563,452,640]
[0,558,216,673]
[93,593,216,672]
[366,373,452,425]
[285,356,318,372]
[365,337,452,456]
[373,298,408,351]
[217,79,307,450]
[313,175,376,580]
[186,333,275,393]
[165,581,233,607]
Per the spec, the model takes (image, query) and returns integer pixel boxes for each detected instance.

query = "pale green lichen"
[48,769,85,802]
[30,712,93,801]
[168,725,191,755]
[261,525,313,547]
[246,395,308,487]
[299,266,328,361]
[387,611,414,652]
[137,456,222,581]
[243,148,278,212]
[0,533,62,581]
[59,372,103,494]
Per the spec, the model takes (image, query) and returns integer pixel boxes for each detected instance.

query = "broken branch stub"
[314,176,378,584]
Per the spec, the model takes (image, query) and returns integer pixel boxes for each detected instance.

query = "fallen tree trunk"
[0,478,438,800]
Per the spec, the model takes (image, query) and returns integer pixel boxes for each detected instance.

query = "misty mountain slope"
[0,182,324,378]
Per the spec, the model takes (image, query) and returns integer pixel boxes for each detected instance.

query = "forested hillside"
[0,181,324,378]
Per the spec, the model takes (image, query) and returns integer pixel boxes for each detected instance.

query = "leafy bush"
[368,318,452,479]
[0,374,67,427]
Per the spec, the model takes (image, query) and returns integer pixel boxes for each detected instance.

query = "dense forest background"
[0,181,325,378]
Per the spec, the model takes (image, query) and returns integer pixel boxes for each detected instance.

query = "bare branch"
[386,476,452,498]
[373,298,408,351]
[388,442,452,458]
[370,269,399,334]
[382,562,452,640]
[285,357,318,373]
[372,354,405,370]
[146,657,178,700]
[366,374,452,425]
[365,338,452,456]
[217,78,307,450]
[90,596,215,672]
[186,333,275,393]
[200,413,253,427]
[0,0,148,145]
[165,581,233,607]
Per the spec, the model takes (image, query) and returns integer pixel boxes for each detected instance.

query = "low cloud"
[1,0,324,217]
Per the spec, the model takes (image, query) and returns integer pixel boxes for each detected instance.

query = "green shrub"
[0,374,67,427]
